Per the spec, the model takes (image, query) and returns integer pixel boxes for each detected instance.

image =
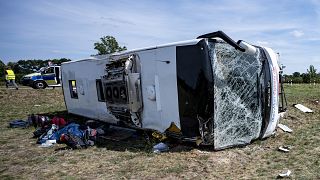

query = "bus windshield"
[208,40,267,149]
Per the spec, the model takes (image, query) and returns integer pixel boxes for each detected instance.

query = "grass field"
[0,84,319,179]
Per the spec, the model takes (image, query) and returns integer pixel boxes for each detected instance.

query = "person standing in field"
[4,66,18,90]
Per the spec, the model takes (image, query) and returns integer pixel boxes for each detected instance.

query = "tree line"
[1,35,125,85]
[283,65,320,83]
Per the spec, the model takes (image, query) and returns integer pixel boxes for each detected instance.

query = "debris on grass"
[34,104,41,107]
[39,139,56,148]
[29,115,97,149]
[310,99,319,105]
[293,104,313,113]
[9,119,30,128]
[279,112,287,118]
[153,142,169,153]
[278,146,290,153]
[195,149,210,154]
[196,138,202,146]
[278,169,291,178]
[277,124,293,133]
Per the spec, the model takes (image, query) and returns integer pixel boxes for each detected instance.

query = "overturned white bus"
[61,31,286,150]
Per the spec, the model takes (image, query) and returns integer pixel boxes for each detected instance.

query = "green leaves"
[284,65,320,83]
[94,36,127,55]
[307,65,317,79]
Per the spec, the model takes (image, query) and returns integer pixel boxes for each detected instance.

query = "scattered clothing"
[37,124,58,144]
[39,140,56,148]
[9,115,99,150]
[33,126,52,138]
[57,123,97,149]
[61,133,87,149]
[55,123,84,141]
[51,116,67,128]
[153,142,169,153]
[28,114,51,128]
[9,120,30,128]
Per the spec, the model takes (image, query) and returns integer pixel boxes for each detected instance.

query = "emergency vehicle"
[21,65,61,89]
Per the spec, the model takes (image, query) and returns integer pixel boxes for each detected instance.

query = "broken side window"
[96,79,105,102]
[69,80,78,99]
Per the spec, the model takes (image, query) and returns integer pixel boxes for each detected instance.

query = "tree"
[0,60,5,83]
[307,65,317,82]
[94,36,127,55]
[11,58,71,75]
[0,60,5,74]
[292,72,300,77]
[301,73,310,83]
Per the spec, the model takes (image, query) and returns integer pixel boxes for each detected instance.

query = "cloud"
[1,0,320,74]
[51,50,62,54]
[290,30,304,37]
[256,41,269,45]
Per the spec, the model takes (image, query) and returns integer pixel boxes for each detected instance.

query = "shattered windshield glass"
[208,41,265,149]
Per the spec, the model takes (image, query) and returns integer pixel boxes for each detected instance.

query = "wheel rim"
[37,82,44,88]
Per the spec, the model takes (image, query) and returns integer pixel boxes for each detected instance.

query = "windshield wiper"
[197,31,245,52]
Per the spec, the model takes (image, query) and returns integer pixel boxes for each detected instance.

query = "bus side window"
[69,80,78,99]
[96,79,105,102]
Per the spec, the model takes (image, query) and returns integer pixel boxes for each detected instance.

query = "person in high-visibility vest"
[5,67,18,90]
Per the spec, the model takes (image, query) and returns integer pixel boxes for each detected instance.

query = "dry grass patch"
[0,84,319,179]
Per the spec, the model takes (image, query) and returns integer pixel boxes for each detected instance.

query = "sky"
[0,0,319,74]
